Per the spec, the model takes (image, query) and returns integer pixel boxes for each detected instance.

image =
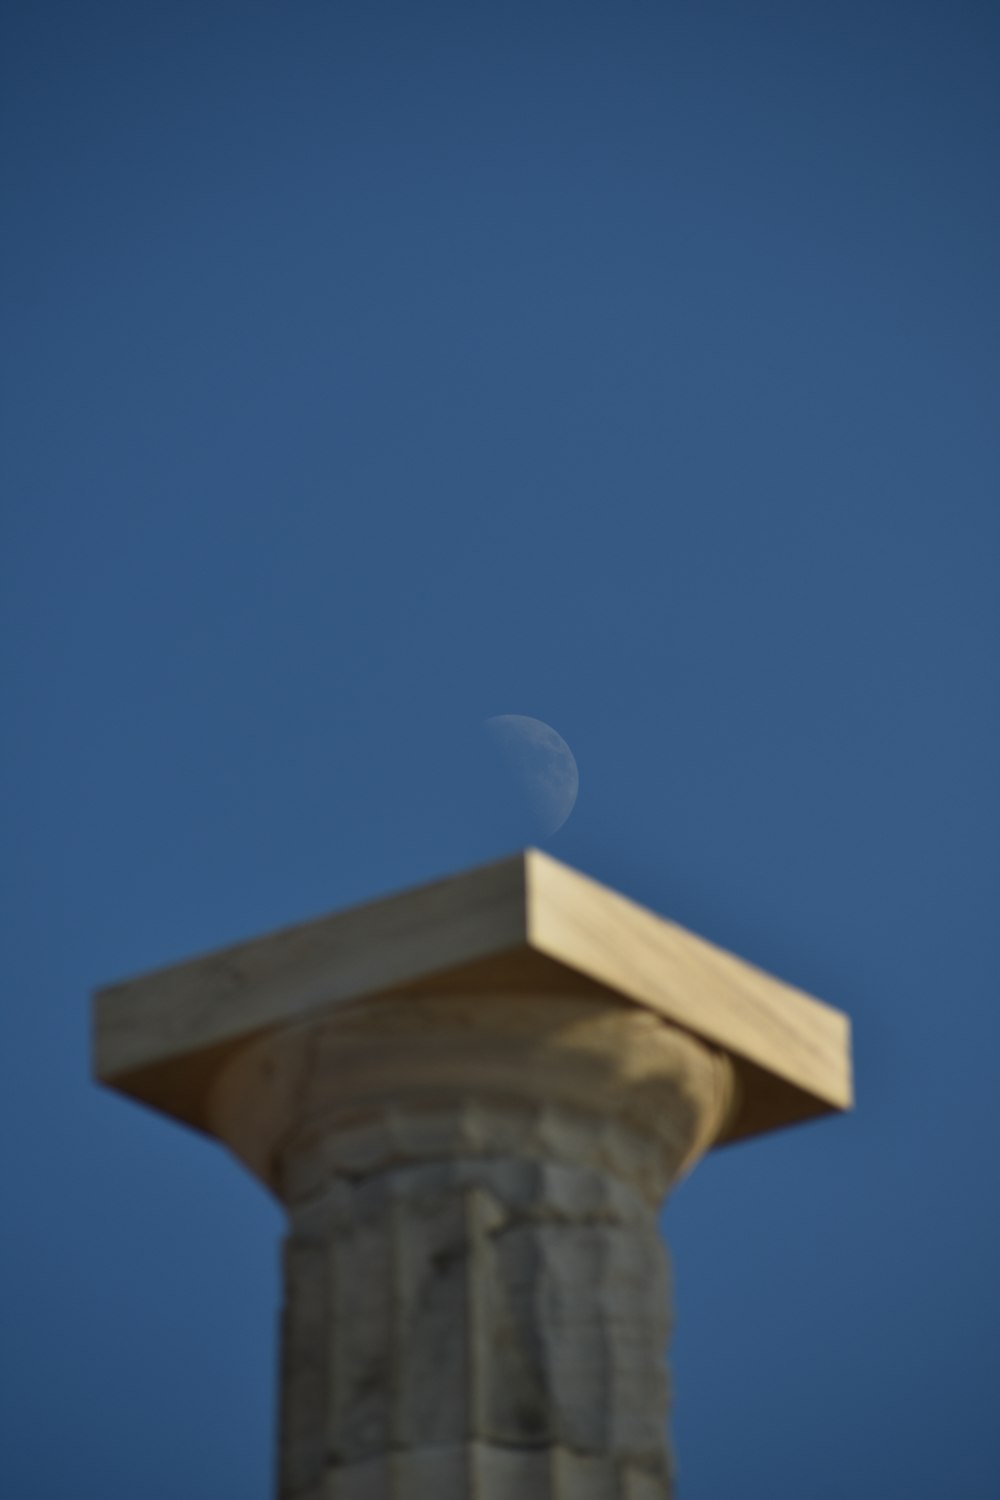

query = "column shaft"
[279,1104,673,1499]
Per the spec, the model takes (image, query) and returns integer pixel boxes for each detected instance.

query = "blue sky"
[2,2,998,1494]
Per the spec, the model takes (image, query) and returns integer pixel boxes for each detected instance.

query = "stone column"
[208,993,737,1500]
[95,850,851,1498]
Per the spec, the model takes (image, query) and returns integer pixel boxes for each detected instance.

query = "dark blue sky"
[2,3,998,1495]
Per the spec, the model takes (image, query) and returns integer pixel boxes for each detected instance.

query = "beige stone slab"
[95,853,529,1084]
[525,852,852,1118]
[92,849,851,1147]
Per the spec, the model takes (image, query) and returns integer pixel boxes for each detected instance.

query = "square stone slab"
[93,849,852,1147]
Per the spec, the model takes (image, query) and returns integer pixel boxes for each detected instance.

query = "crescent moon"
[484,715,579,837]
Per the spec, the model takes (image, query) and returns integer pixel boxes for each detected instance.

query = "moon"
[484,715,579,837]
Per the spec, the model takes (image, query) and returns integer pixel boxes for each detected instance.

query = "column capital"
[93,847,852,1151]
[206,993,738,1201]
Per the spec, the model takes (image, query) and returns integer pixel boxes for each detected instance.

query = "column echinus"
[93,850,852,1500]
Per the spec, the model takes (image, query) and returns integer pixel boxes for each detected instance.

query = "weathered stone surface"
[208,995,735,1498]
[278,1142,674,1495]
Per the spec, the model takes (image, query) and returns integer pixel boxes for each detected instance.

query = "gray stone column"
[208,993,737,1500]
